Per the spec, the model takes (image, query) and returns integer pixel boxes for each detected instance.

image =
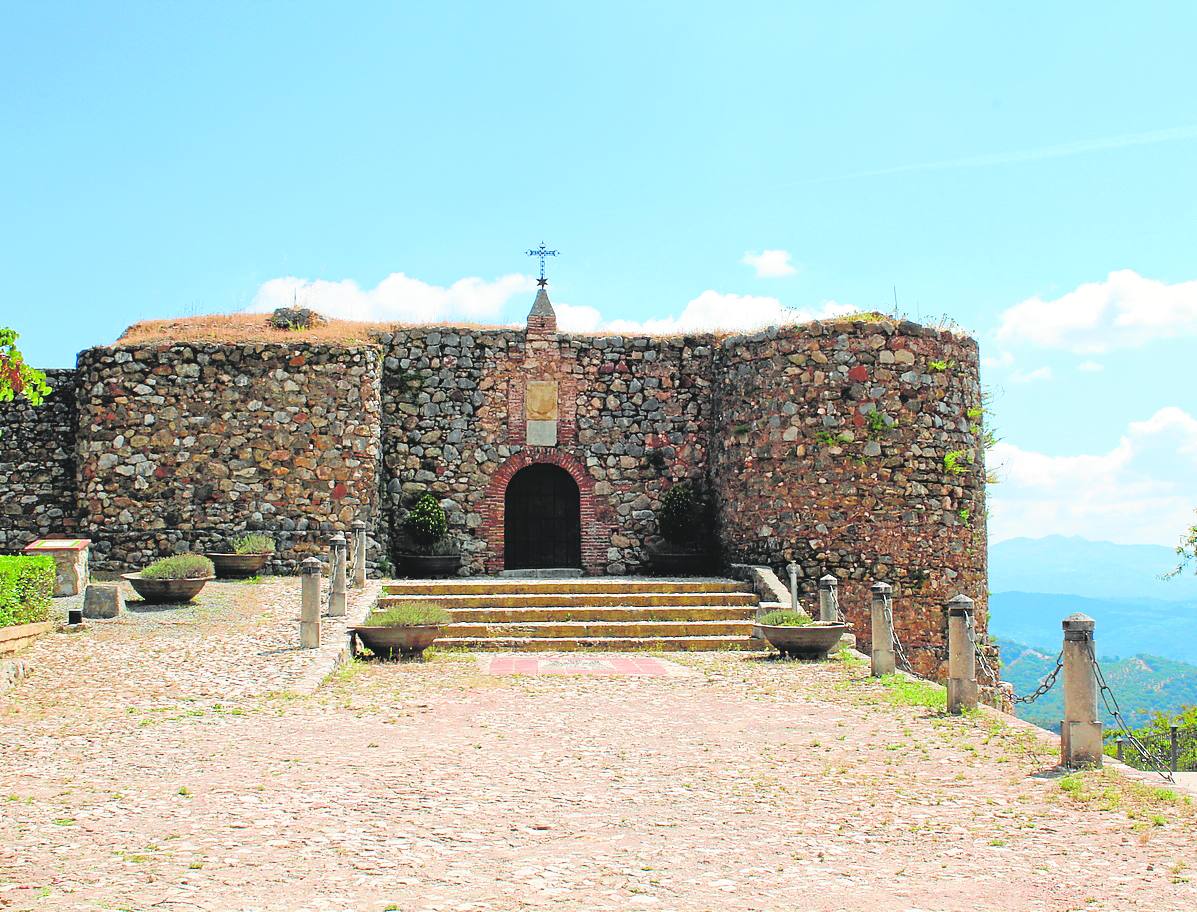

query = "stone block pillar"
[300,558,321,649]
[351,520,367,589]
[946,594,978,714]
[818,574,839,623]
[1061,612,1103,768]
[786,561,799,613]
[870,582,895,677]
[329,533,347,618]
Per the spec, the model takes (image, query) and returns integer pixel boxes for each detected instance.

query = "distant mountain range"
[988,535,1197,730]
[998,638,1197,733]
[988,535,1197,664]
[989,535,1196,602]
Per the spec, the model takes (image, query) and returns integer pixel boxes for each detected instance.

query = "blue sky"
[2,2,1196,546]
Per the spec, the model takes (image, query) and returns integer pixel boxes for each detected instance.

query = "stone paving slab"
[2,607,1196,911]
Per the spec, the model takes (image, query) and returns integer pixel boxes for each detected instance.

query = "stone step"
[434,635,765,652]
[383,578,750,596]
[444,620,755,639]
[442,606,758,623]
[377,592,757,610]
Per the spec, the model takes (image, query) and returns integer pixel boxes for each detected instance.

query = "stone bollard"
[1061,613,1103,768]
[329,533,347,618]
[818,574,838,623]
[946,594,978,714]
[352,520,367,589]
[300,558,321,649]
[870,582,895,677]
[786,562,799,613]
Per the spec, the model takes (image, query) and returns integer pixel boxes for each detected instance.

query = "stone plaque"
[525,381,559,421]
[525,380,559,445]
[527,419,558,446]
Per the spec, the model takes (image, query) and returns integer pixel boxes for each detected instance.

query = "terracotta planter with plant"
[646,480,712,575]
[353,602,452,659]
[397,495,461,577]
[754,609,849,660]
[124,554,216,604]
[207,533,275,579]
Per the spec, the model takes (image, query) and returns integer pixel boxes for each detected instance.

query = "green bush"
[0,555,54,628]
[759,609,813,627]
[141,554,216,580]
[403,494,449,552]
[365,602,451,627]
[658,480,704,545]
[232,533,275,555]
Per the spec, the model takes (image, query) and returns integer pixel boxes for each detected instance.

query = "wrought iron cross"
[526,242,559,287]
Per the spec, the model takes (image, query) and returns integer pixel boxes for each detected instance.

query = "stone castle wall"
[711,320,987,678]
[0,369,79,553]
[73,343,382,572]
[0,314,987,673]
[379,327,714,575]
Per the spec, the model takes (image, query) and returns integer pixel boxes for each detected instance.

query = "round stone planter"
[755,622,850,660]
[206,552,270,579]
[122,573,214,605]
[398,552,461,578]
[645,542,711,576]
[353,624,442,660]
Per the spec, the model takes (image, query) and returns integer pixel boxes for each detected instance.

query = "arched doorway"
[504,463,582,570]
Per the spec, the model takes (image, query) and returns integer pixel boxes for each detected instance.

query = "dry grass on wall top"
[113,314,511,348]
[112,310,977,348]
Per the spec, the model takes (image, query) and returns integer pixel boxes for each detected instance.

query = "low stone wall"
[75,343,383,572]
[0,369,78,553]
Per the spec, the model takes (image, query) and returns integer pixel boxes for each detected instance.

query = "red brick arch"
[480,448,612,575]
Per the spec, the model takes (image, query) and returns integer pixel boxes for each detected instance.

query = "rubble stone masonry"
[0,310,986,675]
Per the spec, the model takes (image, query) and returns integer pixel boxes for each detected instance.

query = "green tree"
[0,328,50,408]
[1167,511,1197,579]
[1105,705,1197,773]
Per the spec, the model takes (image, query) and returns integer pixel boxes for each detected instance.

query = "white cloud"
[988,406,1197,545]
[1009,366,1053,384]
[741,249,797,278]
[995,270,1197,353]
[555,291,854,335]
[982,350,1014,371]
[553,301,604,333]
[247,272,536,323]
[1077,360,1104,373]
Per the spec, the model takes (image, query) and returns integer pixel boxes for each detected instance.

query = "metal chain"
[1009,651,1063,705]
[1087,644,1175,783]
[967,613,1000,687]
[829,585,845,624]
[882,601,913,673]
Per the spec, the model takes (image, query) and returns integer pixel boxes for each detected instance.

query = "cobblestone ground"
[2,586,1196,911]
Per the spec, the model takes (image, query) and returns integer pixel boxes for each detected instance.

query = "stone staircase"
[378,578,764,651]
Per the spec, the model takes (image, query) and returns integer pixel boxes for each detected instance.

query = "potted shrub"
[397,494,461,577]
[646,480,711,575]
[755,609,849,660]
[206,533,275,579]
[353,601,452,660]
[123,554,216,604]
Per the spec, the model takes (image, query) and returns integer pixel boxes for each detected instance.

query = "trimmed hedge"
[0,554,54,629]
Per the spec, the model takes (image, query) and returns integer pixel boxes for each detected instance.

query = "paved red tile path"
[483,655,683,676]
[2,597,1196,911]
